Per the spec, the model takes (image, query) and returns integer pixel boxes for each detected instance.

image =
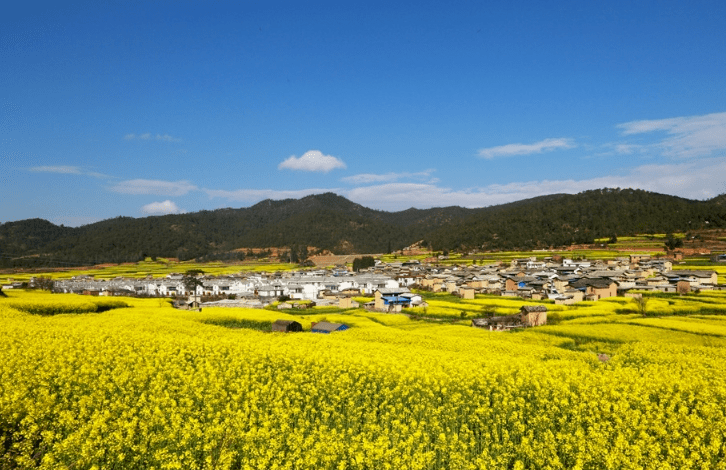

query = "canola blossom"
[1,290,726,469]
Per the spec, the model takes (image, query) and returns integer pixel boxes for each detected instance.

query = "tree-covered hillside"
[1,189,725,267]
[428,188,726,251]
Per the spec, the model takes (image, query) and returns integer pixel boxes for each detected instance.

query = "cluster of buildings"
[46,254,720,309]
[389,255,720,304]
[50,270,400,303]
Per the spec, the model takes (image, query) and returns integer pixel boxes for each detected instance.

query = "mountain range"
[1,188,725,268]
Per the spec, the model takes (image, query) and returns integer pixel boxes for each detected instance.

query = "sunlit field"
[0,258,297,283]
[2,289,726,469]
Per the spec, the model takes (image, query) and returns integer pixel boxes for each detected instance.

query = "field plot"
[2,290,726,469]
[0,258,296,283]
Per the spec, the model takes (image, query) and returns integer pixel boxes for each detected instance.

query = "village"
[42,253,721,319]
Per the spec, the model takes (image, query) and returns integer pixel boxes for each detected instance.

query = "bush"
[33,276,55,291]
[633,296,649,316]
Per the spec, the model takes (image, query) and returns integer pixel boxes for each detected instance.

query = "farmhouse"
[374,287,412,312]
[569,278,618,300]
[669,270,718,287]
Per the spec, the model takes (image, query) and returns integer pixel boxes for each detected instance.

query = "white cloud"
[341,170,435,185]
[110,179,198,196]
[204,187,338,202]
[616,111,726,158]
[141,200,185,215]
[125,133,181,142]
[478,138,576,159]
[278,150,346,172]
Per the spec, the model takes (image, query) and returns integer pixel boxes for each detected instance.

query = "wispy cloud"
[344,157,726,211]
[478,138,576,159]
[204,187,338,202]
[29,165,109,178]
[111,150,725,215]
[613,144,643,155]
[341,170,436,185]
[141,200,185,215]
[125,133,182,142]
[30,165,83,174]
[109,179,197,196]
[278,150,346,172]
[616,111,726,158]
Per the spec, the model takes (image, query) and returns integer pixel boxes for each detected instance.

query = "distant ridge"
[1,189,724,267]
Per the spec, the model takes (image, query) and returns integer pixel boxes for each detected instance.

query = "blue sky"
[2,0,725,226]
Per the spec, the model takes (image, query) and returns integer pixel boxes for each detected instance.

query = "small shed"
[459,287,476,299]
[311,321,349,334]
[271,319,303,333]
[520,305,547,327]
[173,297,201,310]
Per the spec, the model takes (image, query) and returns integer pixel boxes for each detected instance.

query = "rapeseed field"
[1,259,296,283]
[2,290,726,469]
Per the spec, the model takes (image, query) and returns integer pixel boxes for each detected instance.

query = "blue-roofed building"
[311,321,349,333]
[374,287,412,312]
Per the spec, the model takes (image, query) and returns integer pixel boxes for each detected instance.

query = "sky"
[2,0,726,226]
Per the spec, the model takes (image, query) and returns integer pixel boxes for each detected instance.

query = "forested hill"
[427,188,726,250]
[1,189,725,267]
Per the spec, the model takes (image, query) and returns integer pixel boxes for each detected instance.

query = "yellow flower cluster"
[3,290,129,315]
[1,291,726,469]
